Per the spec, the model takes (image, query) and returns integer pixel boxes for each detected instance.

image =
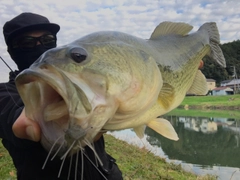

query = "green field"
[178,94,240,109]
[165,94,240,120]
[167,108,240,119]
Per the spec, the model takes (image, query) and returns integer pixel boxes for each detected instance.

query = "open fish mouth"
[16,64,93,155]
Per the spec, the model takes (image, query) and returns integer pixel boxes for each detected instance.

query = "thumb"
[12,109,41,142]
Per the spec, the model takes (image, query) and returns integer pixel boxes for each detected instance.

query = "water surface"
[108,110,240,180]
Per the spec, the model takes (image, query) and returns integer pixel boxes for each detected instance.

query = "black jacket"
[0,71,123,180]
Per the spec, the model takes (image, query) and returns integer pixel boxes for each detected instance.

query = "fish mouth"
[15,64,93,154]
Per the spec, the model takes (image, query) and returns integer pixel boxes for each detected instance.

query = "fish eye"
[70,47,88,63]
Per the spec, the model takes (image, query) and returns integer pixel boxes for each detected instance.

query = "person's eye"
[41,35,56,44]
[19,38,35,48]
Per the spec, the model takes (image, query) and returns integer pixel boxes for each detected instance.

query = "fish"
[15,21,225,160]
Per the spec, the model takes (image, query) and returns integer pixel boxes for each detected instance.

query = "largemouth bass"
[15,21,225,157]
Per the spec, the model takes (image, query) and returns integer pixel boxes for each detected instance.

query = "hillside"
[201,39,240,85]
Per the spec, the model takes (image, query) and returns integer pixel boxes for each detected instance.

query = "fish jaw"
[15,65,116,155]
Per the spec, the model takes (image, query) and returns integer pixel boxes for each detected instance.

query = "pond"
[108,109,240,180]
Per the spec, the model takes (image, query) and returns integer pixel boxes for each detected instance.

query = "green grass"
[164,94,240,120]
[104,134,216,180]
[179,94,240,109]
[167,108,240,119]
[1,136,216,180]
[0,141,16,180]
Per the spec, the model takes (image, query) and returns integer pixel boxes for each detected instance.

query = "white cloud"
[0,0,239,82]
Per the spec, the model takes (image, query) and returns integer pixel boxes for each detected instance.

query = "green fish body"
[16,21,225,155]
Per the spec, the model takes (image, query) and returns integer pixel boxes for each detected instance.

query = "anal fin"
[147,118,179,141]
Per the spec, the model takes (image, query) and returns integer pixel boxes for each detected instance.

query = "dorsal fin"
[150,21,193,40]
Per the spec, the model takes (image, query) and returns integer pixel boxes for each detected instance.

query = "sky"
[0,0,240,82]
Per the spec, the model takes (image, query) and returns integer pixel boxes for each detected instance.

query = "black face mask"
[8,44,56,71]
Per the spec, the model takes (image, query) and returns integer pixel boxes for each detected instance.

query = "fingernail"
[26,126,36,141]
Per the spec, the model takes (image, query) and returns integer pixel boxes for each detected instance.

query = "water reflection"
[146,115,240,168]
[109,114,240,180]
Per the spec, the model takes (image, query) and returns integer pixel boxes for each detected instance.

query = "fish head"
[15,46,116,155]
[15,32,162,156]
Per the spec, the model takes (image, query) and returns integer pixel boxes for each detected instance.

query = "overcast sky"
[0,0,239,82]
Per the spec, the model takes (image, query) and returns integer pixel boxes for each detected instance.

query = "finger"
[94,132,104,142]
[198,60,204,69]
[12,109,41,142]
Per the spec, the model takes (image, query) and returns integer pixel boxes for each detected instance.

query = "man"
[0,12,122,180]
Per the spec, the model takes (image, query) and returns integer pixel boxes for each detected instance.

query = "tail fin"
[198,22,226,68]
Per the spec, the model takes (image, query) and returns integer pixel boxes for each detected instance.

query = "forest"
[202,39,240,85]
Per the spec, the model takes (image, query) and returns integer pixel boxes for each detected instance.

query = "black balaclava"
[3,12,60,71]
[7,43,56,71]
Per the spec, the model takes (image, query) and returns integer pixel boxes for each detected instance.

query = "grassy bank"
[0,136,216,180]
[104,134,215,180]
[178,94,240,110]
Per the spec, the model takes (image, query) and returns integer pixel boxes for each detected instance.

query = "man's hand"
[12,108,104,143]
[199,60,204,69]
[12,108,41,142]
[94,132,104,142]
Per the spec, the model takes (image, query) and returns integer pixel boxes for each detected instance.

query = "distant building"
[212,86,234,96]
[206,79,216,90]
[221,79,240,90]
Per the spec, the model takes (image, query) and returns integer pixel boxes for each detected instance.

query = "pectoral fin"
[158,83,175,110]
[133,125,146,139]
[187,70,208,95]
[147,118,179,141]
